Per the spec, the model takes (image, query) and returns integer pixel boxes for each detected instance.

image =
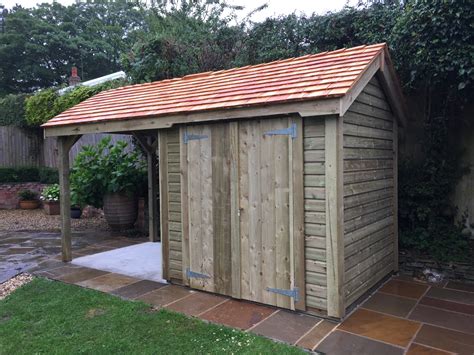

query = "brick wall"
[0,182,48,209]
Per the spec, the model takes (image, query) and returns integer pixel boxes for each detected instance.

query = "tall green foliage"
[24,79,128,126]
[0,1,145,95]
[0,94,28,126]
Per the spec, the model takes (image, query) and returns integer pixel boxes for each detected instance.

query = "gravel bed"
[0,273,33,300]
[0,209,110,232]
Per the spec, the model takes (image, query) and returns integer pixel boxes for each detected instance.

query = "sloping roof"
[43,43,399,129]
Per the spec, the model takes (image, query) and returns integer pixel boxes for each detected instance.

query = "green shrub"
[25,89,58,126]
[40,184,60,202]
[38,167,59,184]
[0,167,40,183]
[0,166,58,183]
[0,94,29,127]
[17,189,38,201]
[70,136,146,209]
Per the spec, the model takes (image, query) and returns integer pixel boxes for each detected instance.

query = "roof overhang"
[339,47,407,127]
[43,98,341,137]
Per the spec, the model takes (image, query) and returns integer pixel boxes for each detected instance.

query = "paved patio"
[30,243,474,355]
[0,230,146,283]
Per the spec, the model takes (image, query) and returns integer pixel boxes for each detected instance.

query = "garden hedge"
[0,166,59,184]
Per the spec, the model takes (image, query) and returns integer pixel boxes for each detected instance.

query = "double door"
[180,117,304,310]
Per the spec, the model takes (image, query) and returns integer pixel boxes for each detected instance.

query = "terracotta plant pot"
[103,192,137,230]
[19,200,40,210]
[43,201,60,215]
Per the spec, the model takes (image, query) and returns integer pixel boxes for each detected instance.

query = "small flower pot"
[71,207,82,219]
[19,200,40,210]
[43,201,60,215]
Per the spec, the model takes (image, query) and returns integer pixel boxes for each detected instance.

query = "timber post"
[58,135,81,262]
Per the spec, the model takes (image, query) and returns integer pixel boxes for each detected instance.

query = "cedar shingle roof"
[42,43,387,128]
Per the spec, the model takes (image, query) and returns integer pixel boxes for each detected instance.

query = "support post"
[132,132,159,242]
[147,135,159,242]
[58,135,81,262]
[325,116,344,318]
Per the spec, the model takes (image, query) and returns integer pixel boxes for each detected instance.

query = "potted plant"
[40,184,60,215]
[70,188,83,219]
[18,189,40,209]
[71,137,146,230]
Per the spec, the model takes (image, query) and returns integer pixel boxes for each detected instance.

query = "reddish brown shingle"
[42,43,386,127]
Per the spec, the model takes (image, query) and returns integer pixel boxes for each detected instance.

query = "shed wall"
[303,118,327,311]
[342,76,396,307]
[161,128,183,282]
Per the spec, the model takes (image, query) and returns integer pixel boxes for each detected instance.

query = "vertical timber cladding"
[303,118,328,312]
[159,128,183,282]
[343,76,396,307]
[180,116,305,310]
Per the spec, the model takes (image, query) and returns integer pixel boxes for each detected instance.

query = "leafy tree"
[122,0,248,82]
[0,1,145,94]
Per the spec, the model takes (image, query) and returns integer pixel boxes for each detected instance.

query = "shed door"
[181,117,304,310]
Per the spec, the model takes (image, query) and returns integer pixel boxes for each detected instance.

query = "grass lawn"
[0,278,303,354]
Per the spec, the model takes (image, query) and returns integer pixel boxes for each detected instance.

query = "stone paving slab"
[0,230,146,283]
[20,239,474,354]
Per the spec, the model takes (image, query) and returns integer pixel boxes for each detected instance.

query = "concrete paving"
[72,242,165,283]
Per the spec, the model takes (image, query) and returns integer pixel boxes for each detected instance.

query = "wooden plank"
[393,122,399,271]
[344,178,394,197]
[344,135,393,150]
[344,197,393,221]
[325,116,344,318]
[303,119,325,137]
[212,123,232,296]
[229,121,241,299]
[345,225,393,259]
[305,247,326,262]
[304,150,325,162]
[304,187,325,200]
[344,122,393,140]
[344,148,393,160]
[344,159,393,172]
[304,211,326,224]
[348,101,394,122]
[305,283,328,298]
[304,162,325,175]
[179,126,189,285]
[344,169,394,185]
[304,137,325,150]
[355,91,392,112]
[44,98,341,137]
[260,119,277,306]
[305,223,326,237]
[239,121,251,301]
[158,131,169,280]
[344,217,394,247]
[273,118,291,309]
[306,271,327,286]
[344,188,393,209]
[345,234,393,271]
[305,235,326,249]
[304,200,326,212]
[304,175,325,187]
[305,260,327,275]
[291,116,306,310]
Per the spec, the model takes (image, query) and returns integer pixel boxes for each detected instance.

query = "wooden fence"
[0,126,134,168]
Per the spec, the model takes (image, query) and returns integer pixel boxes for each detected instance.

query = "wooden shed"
[42,43,406,319]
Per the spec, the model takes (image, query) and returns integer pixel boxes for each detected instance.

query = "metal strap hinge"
[183,131,208,144]
[186,268,210,279]
[263,123,297,139]
[266,287,299,301]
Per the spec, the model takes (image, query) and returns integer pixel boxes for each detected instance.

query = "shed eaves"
[42,43,387,128]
